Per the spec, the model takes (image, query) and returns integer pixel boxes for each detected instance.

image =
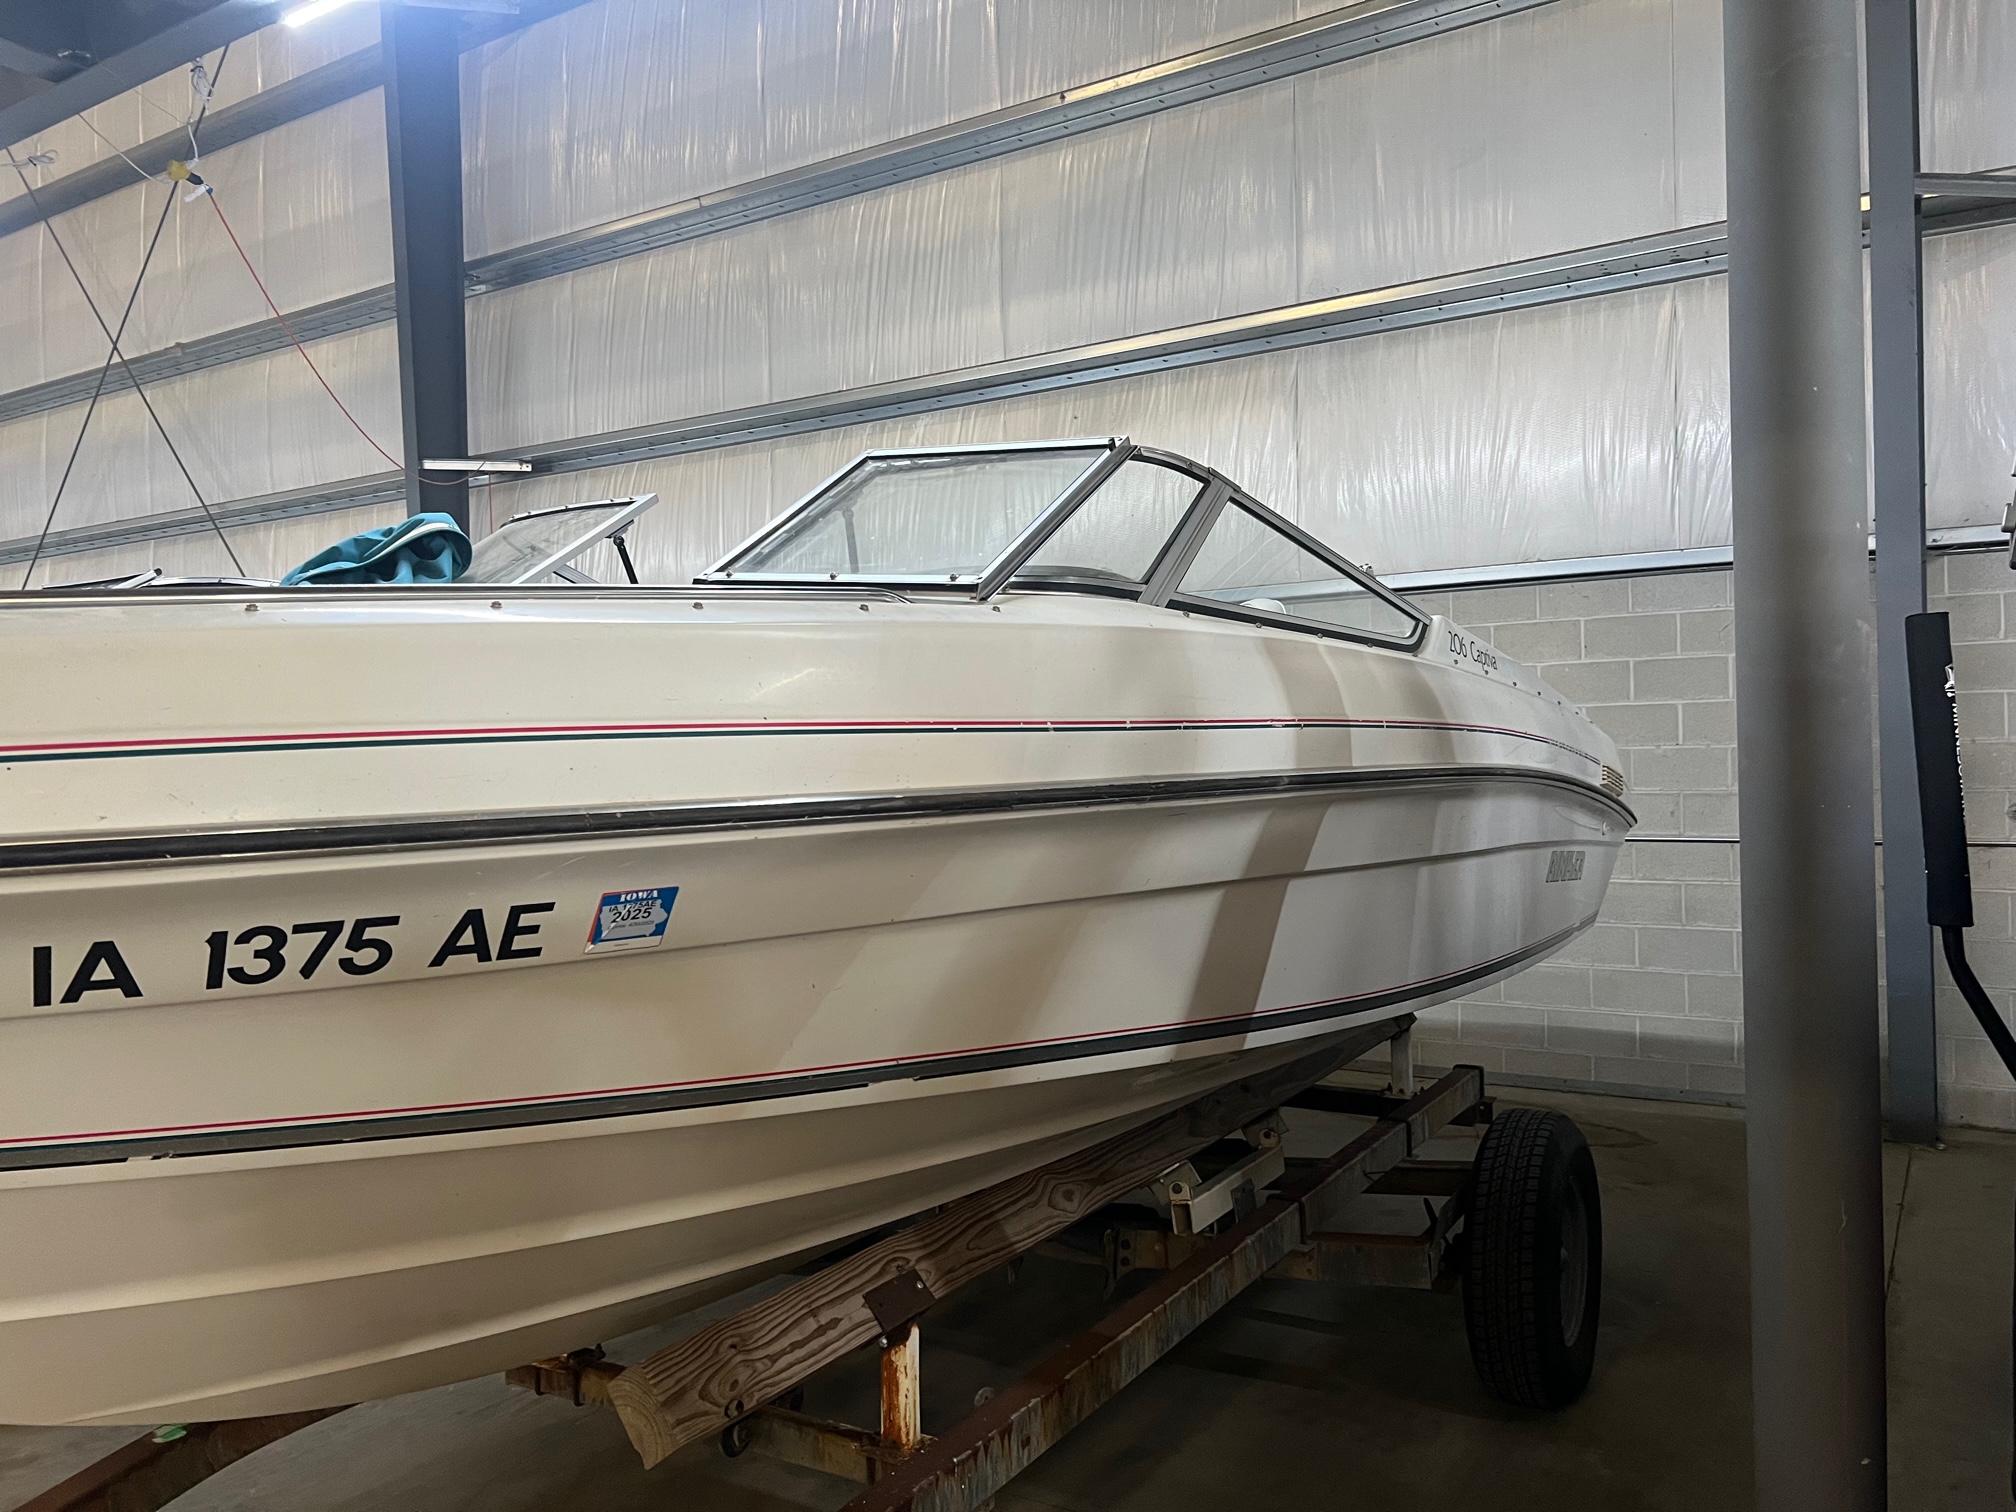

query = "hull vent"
[1600,765,1626,798]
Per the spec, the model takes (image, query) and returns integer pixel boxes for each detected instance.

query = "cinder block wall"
[1932,551,2016,1129]
[1396,553,2016,1131]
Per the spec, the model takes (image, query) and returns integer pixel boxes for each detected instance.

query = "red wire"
[207,192,405,474]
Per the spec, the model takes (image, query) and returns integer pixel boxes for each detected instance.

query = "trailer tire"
[1462,1106,1601,1408]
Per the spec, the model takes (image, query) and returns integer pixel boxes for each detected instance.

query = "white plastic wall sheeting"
[462,0,1314,257]
[0,323,400,543]
[1296,279,1732,569]
[1926,226,2016,529]
[476,279,1724,586]
[1293,0,1724,296]
[467,0,2016,264]
[469,0,1729,457]
[0,91,393,392]
[473,231,2013,585]
[19,501,403,589]
[0,7,380,209]
[1921,0,2016,174]
[468,0,1724,399]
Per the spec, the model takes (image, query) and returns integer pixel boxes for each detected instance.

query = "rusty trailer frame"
[834,1063,1488,1512]
[11,1015,1499,1512]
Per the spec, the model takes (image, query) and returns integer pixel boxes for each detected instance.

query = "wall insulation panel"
[1294,0,1724,296]
[474,216,2010,588]
[1926,226,2016,529]
[0,0,2009,582]
[467,0,1730,458]
[461,0,1312,256]
[0,90,392,393]
[0,4,381,214]
[475,281,1733,585]
[1920,0,2016,173]
[0,323,400,541]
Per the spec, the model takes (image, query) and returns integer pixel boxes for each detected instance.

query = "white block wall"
[1405,556,2016,1132]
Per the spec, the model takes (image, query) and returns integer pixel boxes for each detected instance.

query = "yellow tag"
[165,160,192,181]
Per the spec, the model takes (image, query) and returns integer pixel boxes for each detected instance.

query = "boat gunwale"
[0,762,1635,874]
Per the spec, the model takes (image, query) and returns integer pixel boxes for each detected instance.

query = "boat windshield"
[702,437,1424,650]
[713,444,1110,584]
[464,496,656,585]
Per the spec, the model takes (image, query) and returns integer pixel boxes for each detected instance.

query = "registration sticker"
[585,887,680,953]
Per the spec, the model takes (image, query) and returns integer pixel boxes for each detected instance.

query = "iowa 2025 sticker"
[585,887,680,954]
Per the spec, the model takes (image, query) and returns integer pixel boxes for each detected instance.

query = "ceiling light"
[282,0,368,28]
[422,459,533,473]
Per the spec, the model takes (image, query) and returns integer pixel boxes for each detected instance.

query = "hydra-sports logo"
[1545,850,1587,884]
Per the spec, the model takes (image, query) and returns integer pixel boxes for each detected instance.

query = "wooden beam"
[606,1020,1406,1466]
[842,1064,1486,1512]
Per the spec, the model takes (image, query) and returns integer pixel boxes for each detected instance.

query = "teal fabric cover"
[282,513,471,586]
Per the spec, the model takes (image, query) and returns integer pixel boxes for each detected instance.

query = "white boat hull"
[0,589,1627,1424]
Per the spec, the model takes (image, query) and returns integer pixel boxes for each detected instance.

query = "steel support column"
[381,3,467,529]
[1724,0,1888,1503]
[1869,0,1938,1143]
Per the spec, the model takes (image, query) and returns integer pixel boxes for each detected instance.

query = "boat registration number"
[19,884,683,1010]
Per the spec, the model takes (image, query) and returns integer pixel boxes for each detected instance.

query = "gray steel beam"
[0,285,397,425]
[0,47,380,242]
[0,5,85,83]
[1724,0,1887,1506]
[1918,172,2016,201]
[380,3,467,527]
[0,0,596,234]
[1869,0,1938,1144]
[0,2,285,150]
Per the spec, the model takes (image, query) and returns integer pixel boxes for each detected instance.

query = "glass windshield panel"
[1178,503,1417,642]
[1014,460,1205,588]
[731,449,1102,578]
[467,501,637,585]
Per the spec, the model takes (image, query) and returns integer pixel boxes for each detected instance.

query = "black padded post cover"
[1905,611,1973,929]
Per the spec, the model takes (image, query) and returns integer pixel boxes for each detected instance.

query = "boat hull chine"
[0,773,1620,1424]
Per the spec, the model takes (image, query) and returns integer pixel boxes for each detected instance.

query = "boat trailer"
[14,1013,1603,1512]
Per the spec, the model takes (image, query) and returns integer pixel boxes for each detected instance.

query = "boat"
[0,438,1630,1425]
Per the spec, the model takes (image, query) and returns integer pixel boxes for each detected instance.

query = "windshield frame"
[699,438,1126,590]
[698,436,1425,653]
[1147,486,1426,651]
[466,494,659,586]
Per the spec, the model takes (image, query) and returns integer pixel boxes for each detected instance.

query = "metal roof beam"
[380,0,468,526]
[0,1,285,151]
[0,47,379,240]
[0,0,592,194]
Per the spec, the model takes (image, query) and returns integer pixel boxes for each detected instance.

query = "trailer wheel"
[1462,1106,1601,1408]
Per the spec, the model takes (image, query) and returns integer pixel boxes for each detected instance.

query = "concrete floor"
[3,1087,2010,1512]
